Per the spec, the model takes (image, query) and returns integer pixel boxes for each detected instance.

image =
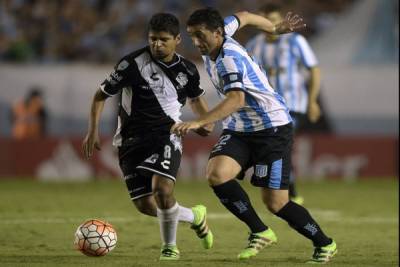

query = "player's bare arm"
[234,11,306,34]
[82,89,108,159]
[172,90,245,136]
[188,96,214,136]
[307,66,321,122]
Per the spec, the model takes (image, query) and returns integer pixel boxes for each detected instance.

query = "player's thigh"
[206,155,243,185]
[133,194,157,216]
[207,131,250,185]
[152,173,175,196]
[118,144,154,202]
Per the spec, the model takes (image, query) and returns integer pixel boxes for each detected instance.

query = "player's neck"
[159,53,177,65]
[209,38,224,61]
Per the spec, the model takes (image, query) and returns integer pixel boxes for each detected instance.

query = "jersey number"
[161,145,171,169]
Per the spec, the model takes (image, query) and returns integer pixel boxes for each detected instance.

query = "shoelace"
[312,247,331,260]
[191,219,208,238]
[246,234,261,248]
[162,248,178,257]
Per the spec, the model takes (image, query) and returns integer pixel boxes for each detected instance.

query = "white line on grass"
[0,210,398,225]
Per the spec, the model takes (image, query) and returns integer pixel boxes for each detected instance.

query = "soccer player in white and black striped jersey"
[82,13,213,260]
[172,8,337,263]
[246,3,322,205]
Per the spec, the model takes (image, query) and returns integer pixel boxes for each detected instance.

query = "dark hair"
[259,3,282,15]
[187,7,225,33]
[148,13,180,37]
[25,86,43,103]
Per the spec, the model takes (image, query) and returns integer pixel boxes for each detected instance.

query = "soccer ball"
[74,219,117,256]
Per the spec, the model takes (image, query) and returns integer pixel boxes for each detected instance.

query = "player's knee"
[264,198,288,214]
[152,180,174,200]
[133,198,157,217]
[206,167,231,186]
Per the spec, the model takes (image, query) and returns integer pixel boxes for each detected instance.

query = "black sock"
[275,201,331,247]
[212,180,267,233]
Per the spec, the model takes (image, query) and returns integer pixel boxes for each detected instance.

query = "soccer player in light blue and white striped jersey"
[246,3,321,205]
[172,7,336,263]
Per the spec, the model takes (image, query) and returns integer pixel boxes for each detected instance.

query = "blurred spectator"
[0,0,357,63]
[10,87,47,139]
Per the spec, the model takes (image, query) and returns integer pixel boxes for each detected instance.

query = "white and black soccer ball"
[74,219,117,256]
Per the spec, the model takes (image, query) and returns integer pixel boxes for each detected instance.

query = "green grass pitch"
[0,178,398,267]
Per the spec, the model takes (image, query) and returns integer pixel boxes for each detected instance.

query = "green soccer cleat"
[307,240,337,264]
[291,195,305,205]
[191,205,213,249]
[237,228,278,260]
[159,245,180,261]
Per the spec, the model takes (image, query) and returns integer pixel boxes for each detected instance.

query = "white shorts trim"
[131,192,153,201]
[136,166,176,182]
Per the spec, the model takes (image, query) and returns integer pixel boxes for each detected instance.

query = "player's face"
[148,31,181,62]
[187,24,223,57]
[264,11,283,41]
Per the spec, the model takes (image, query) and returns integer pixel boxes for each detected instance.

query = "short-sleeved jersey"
[101,47,204,146]
[246,33,318,113]
[202,16,291,133]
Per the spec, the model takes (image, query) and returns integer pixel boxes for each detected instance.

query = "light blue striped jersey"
[246,33,318,113]
[202,15,292,132]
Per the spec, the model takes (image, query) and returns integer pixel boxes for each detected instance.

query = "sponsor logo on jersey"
[108,71,123,85]
[145,153,159,164]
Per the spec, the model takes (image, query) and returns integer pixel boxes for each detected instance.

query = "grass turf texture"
[0,179,398,267]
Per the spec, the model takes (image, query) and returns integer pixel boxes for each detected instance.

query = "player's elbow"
[234,11,250,27]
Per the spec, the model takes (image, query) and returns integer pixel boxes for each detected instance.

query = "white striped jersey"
[202,15,292,132]
[101,46,204,146]
[246,33,318,113]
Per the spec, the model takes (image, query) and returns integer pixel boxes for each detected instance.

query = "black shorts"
[209,123,293,189]
[289,111,307,133]
[118,133,182,200]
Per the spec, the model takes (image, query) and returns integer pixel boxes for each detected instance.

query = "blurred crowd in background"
[0,0,356,63]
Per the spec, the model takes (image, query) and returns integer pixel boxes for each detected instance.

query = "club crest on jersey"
[176,72,188,87]
[255,165,268,178]
[170,134,182,153]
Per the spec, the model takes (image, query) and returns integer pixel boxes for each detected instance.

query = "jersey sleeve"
[216,56,246,93]
[100,57,135,97]
[185,63,205,99]
[293,34,318,68]
[224,15,240,37]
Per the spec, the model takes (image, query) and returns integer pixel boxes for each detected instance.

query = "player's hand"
[193,123,214,137]
[275,12,306,34]
[171,121,202,137]
[82,132,101,159]
[307,101,321,123]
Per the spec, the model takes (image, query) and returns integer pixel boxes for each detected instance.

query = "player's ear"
[175,34,182,45]
[216,27,224,37]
